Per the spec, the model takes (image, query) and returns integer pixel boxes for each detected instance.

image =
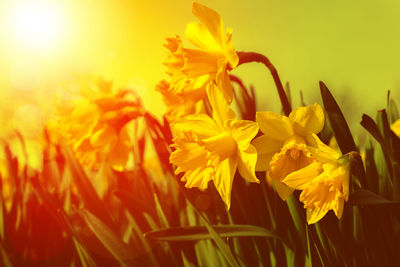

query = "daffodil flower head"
[252,103,325,200]
[283,151,350,224]
[55,75,143,171]
[169,82,259,209]
[156,80,205,122]
[163,2,238,104]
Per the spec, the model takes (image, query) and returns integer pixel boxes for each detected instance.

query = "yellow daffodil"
[55,75,143,171]
[252,103,325,200]
[164,2,239,103]
[391,119,400,138]
[282,144,350,224]
[169,82,259,209]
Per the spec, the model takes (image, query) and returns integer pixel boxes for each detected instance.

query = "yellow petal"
[171,113,220,139]
[391,119,400,138]
[109,125,131,171]
[289,103,324,135]
[333,197,345,219]
[252,135,284,171]
[90,125,117,147]
[213,157,238,209]
[186,22,221,51]
[273,180,294,201]
[224,27,239,68]
[203,132,237,160]
[305,133,340,161]
[229,119,259,150]
[216,60,234,103]
[191,2,224,48]
[282,162,323,190]
[109,139,130,171]
[336,162,350,201]
[237,145,259,184]
[306,207,329,224]
[256,111,293,141]
[206,82,236,128]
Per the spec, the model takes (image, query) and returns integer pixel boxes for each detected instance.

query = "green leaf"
[144,224,283,243]
[72,237,97,267]
[79,209,132,265]
[201,222,240,267]
[361,114,384,145]
[63,145,113,226]
[348,189,400,205]
[319,81,357,154]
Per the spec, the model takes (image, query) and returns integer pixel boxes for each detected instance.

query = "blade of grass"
[79,209,132,265]
[63,145,113,226]
[145,224,283,243]
[72,237,97,267]
[348,189,400,205]
[319,81,357,154]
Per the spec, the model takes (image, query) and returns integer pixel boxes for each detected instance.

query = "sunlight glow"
[8,1,65,49]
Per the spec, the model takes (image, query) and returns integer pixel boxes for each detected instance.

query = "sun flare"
[7,1,65,49]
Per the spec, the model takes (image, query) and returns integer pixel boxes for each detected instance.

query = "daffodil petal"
[334,197,345,219]
[237,145,259,184]
[391,119,400,138]
[109,139,130,171]
[171,113,220,139]
[216,60,234,103]
[109,125,131,171]
[213,157,238,209]
[224,27,239,68]
[206,82,236,127]
[289,103,324,135]
[252,135,284,171]
[191,2,224,48]
[256,111,293,141]
[282,162,323,190]
[273,180,294,201]
[229,119,259,150]
[185,22,221,51]
[305,134,340,162]
[90,125,117,147]
[306,208,329,225]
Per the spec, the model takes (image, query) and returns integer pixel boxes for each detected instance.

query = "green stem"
[236,51,292,116]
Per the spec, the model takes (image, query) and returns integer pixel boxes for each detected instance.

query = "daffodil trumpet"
[282,146,350,224]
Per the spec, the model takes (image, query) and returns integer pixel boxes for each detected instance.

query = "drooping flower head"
[282,143,350,224]
[169,82,259,209]
[252,103,325,200]
[156,80,205,122]
[163,2,239,105]
[55,75,143,171]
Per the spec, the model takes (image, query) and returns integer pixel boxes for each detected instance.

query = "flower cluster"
[162,2,351,224]
[55,75,143,171]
